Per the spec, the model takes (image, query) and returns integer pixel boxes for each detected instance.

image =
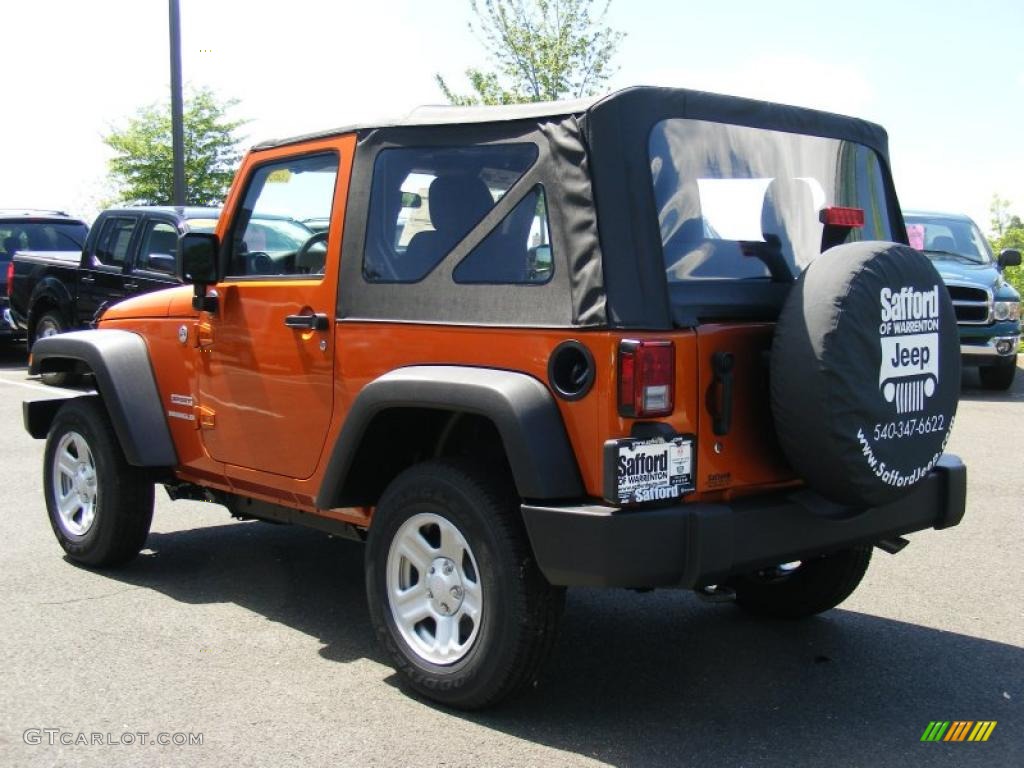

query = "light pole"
[169,0,186,206]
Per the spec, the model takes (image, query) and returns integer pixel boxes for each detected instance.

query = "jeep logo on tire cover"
[878,286,941,414]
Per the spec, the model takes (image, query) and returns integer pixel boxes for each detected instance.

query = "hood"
[98,286,197,323]
[931,259,1020,299]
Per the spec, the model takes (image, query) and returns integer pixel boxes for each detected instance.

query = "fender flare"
[28,276,75,335]
[316,366,583,508]
[25,329,177,467]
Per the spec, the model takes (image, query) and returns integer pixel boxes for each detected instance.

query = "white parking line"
[0,377,81,397]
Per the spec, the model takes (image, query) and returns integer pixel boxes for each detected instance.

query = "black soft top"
[253,86,890,160]
[580,88,898,327]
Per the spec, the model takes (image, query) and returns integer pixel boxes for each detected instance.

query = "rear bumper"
[521,454,966,588]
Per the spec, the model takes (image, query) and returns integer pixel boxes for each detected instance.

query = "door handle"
[80,276,95,284]
[284,312,329,331]
[123,282,139,290]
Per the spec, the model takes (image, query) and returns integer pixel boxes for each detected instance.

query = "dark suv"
[0,210,88,340]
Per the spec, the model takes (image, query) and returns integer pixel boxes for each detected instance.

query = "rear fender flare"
[316,366,583,508]
[26,329,177,467]
[28,276,75,337]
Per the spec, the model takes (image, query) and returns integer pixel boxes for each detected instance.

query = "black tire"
[978,356,1017,391]
[771,242,960,507]
[365,459,565,710]
[730,546,872,619]
[33,310,79,387]
[43,398,154,567]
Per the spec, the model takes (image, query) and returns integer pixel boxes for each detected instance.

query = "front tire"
[978,355,1017,391]
[365,460,564,709]
[43,398,154,567]
[729,546,872,619]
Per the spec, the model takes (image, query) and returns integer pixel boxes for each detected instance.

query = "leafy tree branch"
[436,0,624,105]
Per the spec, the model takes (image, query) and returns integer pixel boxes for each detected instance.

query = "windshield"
[903,214,993,265]
[0,220,88,259]
[649,119,894,282]
[185,217,219,234]
[244,217,315,252]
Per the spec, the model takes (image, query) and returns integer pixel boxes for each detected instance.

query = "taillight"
[618,339,675,418]
[819,206,865,228]
[5,261,12,297]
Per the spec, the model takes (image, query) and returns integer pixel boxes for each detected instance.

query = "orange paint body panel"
[694,323,795,494]
[103,308,712,514]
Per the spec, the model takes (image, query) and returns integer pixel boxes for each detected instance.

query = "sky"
[1,0,1022,233]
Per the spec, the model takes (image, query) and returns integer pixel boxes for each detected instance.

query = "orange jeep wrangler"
[24,87,966,709]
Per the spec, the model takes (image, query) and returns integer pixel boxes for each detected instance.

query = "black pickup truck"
[8,206,220,346]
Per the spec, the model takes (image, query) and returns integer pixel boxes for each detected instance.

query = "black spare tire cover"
[771,241,959,507]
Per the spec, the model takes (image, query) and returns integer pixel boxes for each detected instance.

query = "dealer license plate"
[614,436,695,505]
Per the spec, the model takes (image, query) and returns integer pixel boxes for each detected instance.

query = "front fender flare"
[316,366,583,507]
[26,329,177,467]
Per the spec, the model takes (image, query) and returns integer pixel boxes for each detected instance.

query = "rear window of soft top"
[648,119,894,283]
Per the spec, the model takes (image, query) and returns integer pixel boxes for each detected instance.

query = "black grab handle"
[710,351,735,436]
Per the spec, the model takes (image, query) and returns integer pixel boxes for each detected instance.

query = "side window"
[0,227,26,259]
[136,222,179,274]
[226,153,337,278]
[363,144,538,283]
[93,217,136,268]
[453,185,553,284]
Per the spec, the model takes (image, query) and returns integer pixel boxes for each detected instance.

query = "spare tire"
[771,241,960,507]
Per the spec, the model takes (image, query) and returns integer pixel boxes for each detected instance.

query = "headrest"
[761,177,818,235]
[428,175,495,235]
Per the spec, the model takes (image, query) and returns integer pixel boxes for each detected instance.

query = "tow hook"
[695,584,736,603]
[875,536,910,555]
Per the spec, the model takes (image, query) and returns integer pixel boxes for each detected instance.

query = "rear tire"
[978,356,1017,391]
[33,310,79,387]
[43,398,154,567]
[365,459,564,709]
[729,546,872,619]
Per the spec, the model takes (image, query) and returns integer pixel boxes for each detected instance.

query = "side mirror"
[177,232,221,312]
[528,244,552,279]
[998,248,1022,269]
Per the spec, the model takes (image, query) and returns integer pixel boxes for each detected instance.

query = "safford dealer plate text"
[616,437,694,505]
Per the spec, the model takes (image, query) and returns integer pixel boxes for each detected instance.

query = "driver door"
[197,138,353,480]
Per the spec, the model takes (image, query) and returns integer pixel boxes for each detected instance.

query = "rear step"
[875,536,910,554]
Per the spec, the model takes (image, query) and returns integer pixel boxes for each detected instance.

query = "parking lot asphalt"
[0,343,1020,768]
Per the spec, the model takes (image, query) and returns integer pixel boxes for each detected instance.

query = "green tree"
[989,216,1024,301]
[104,87,247,206]
[989,193,1012,237]
[436,0,624,105]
